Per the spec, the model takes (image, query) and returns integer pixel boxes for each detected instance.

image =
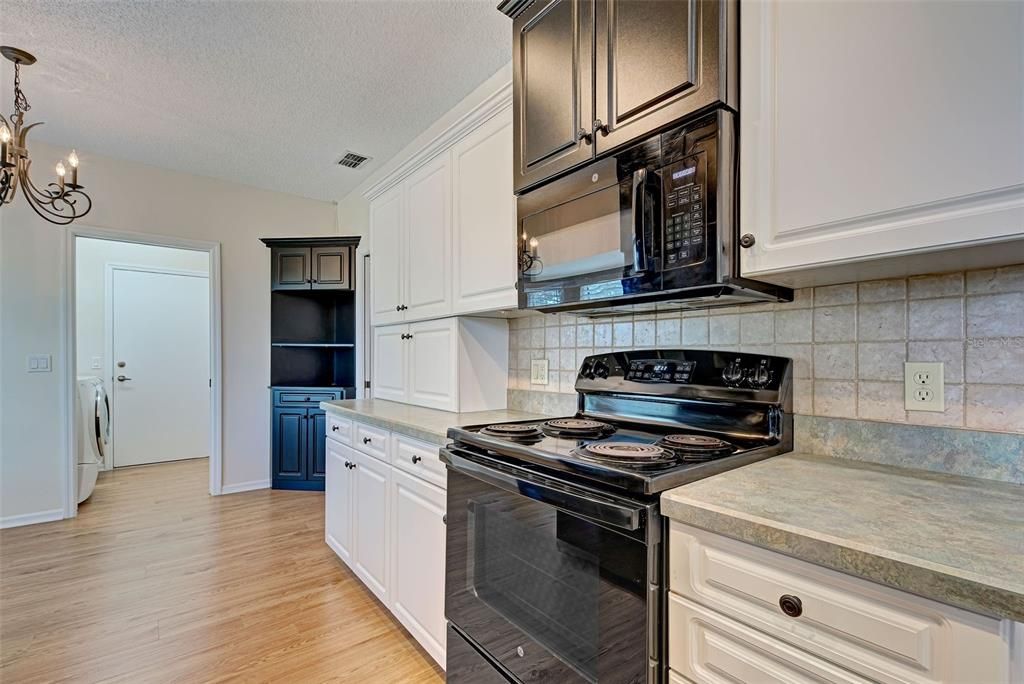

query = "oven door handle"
[441,447,643,532]
[631,167,650,274]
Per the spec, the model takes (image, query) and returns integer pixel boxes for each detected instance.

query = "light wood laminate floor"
[0,459,444,683]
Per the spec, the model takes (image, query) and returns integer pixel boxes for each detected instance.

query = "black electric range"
[442,349,793,684]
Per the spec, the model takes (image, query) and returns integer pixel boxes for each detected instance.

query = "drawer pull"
[411,455,422,464]
[331,425,339,432]
[779,594,803,618]
[362,437,372,445]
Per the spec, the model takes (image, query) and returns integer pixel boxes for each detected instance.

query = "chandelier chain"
[13,62,30,115]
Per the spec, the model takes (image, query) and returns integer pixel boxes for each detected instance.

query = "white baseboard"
[1,508,64,529]
[219,479,270,495]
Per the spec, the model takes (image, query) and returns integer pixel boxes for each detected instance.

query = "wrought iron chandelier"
[0,46,92,225]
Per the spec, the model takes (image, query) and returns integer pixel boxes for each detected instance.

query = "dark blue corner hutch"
[261,236,361,491]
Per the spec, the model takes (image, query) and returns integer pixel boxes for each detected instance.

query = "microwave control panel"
[662,155,706,270]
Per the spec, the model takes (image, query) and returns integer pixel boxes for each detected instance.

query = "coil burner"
[541,418,616,439]
[657,434,736,462]
[479,423,545,443]
[575,442,677,468]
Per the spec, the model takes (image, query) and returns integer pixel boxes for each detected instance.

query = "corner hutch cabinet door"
[272,406,307,482]
[739,0,1024,283]
[404,154,452,321]
[271,247,311,290]
[389,467,447,667]
[372,325,408,403]
[351,449,391,604]
[407,319,458,412]
[306,409,327,482]
[594,0,730,154]
[310,246,351,290]
[512,0,595,193]
[370,185,405,325]
[452,108,518,314]
[325,440,355,566]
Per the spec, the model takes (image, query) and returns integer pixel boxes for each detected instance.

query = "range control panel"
[626,359,696,383]
[662,154,707,269]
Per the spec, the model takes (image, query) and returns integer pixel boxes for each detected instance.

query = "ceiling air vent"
[337,150,372,169]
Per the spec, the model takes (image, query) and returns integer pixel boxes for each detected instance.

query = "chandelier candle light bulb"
[67,149,79,186]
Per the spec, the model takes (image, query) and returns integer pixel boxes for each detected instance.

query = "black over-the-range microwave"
[515,110,793,314]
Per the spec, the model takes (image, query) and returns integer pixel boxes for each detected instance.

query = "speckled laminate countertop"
[661,452,1024,622]
[320,398,549,445]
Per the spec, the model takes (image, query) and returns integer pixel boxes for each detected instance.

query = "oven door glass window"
[446,469,649,684]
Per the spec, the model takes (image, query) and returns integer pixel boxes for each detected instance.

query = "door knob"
[116,375,132,382]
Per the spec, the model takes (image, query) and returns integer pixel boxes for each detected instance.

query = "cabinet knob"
[576,128,593,145]
[331,425,339,432]
[306,278,312,284]
[395,305,401,312]
[362,437,372,444]
[411,455,422,464]
[739,233,756,248]
[593,119,610,136]
[779,594,803,618]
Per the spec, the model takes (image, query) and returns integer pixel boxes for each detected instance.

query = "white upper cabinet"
[404,155,452,320]
[372,325,408,404]
[451,107,518,314]
[739,0,1024,286]
[366,83,517,326]
[370,185,405,325]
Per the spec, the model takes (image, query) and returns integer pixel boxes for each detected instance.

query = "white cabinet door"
[370,185,405,326]
[324,440,355,567]
[404,154,452,320]
[351,449,391,604]
[389,468,447,667]
[372,324,408,403]
[739,0,1024,284]
[451,107,518,314]
[407,318,457,411]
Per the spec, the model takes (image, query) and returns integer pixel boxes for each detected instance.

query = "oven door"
[443,446,658,684]
[518,160,662,311]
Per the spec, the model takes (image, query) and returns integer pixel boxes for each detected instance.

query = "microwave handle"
[631,168,650,273]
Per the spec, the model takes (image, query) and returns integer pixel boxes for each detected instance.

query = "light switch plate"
[530,359,549,385]
[91,356,102,370]
[27,354,52,373]
[905,362,944,412]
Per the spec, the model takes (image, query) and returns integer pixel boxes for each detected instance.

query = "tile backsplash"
[508,264,1024,435]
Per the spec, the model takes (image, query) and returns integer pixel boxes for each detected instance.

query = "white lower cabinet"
[669,522,1019,684]
[325,423,447,669]
[389,467,447,666]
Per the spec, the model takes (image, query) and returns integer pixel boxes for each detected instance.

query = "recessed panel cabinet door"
[389,468,447,667]
[594,0,726,153]
[372,325,408,403]
[271,247,311,290]
[513,0,594,192]
[306,409,327,481]
[310,246,351,290]
[325,440,354,566]
[407,319,457,412]
[352,450,391,604]
[739,0,1024,282]
[370,186,405,325]
[272,407,307,481]
[404,155,452,320]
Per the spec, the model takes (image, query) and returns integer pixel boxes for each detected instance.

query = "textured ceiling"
[0,0,511,202]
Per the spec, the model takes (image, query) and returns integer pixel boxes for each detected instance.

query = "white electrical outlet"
[905,362,944,412]
[530,359,549,385]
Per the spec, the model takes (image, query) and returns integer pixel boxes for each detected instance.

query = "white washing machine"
[77,376,110,503]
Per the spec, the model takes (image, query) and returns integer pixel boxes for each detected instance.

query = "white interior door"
[110,267,210,467]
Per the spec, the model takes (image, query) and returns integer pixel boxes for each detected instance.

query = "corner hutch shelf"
[261,236,361,491]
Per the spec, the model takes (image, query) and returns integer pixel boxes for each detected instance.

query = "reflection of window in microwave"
[581,281,624,300]
[527,289,563,307]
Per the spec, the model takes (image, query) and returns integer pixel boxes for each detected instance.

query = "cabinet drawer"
[668,522,1009,684]
[274,390,340,406]
[325,413,353,446]
[393,435,446,490]
[668,594,870,684]
[353,422,390,462]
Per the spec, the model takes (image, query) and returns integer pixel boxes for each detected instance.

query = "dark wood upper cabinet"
[272,247,311,290]
[505,0,735,191]
[594,0,731,153]
[311,246,351,290]
[512,0,594,193]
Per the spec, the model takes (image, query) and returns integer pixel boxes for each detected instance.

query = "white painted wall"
[75,238,209,394]
[0,141,337,524]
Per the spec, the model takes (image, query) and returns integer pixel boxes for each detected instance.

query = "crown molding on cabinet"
[362,80,513,202]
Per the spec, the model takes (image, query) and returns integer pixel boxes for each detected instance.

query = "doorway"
[64,229,222,517]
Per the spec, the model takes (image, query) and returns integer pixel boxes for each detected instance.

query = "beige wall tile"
[594,322,612,347]
[814,343,856,380]
[655,318,681,346]
[858,341,906,381]
[911,384,965,428]
[965,385,1024,432]
[560,325,576,348]
[858,279,906,303]
[814,283,857,306]
[858,301,906,341]
[814,305,856,342]
[709,315,739,345]
[576,323,594,347]
[634,320,656,347]
[814,381,857,418]
[776,343,813,378]
[966,292,1024,338]
[908,298,963,340]
[907,340,964,383]
[612,321,633,347]
[966,340,1024,385]
[908,273,963,299]
[681,317,709,345]
[775,308,812,343]
[793,378,814,414]
[966,264,1024,294]
[740,312,775,343]
[858,381,907,422]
